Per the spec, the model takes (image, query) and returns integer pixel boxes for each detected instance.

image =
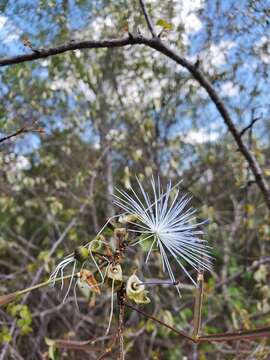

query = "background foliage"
[0,0,270,359]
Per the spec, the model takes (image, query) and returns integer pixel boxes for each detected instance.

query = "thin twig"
[199,326,270,342]
[126,302,270,344]
[117,286,126,360]
[0,274,74,307]
[124,302,195,343]
[138,0,156,37]
[192,272,204,338]
[0,120,42,144]
[0,127,26,144]
[239,116,261,137]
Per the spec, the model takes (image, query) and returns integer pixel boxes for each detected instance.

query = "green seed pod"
[89,239,102,253]
[104,264,123,292]
[107,264,123,282]
[74,246,90,263]
[126,274,150,304]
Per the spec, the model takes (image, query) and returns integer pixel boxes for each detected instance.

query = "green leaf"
[0,326,12,344]
[156,19,173,30]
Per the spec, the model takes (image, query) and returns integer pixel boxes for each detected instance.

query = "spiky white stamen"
[113,176,212,289]
[49,256,75,286]
[49,239,111,302]
[49,255,77,302]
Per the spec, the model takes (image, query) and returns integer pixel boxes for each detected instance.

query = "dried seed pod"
[78,269,101,295]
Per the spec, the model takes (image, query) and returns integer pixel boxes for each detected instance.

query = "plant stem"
[0,274,75,307]
[193,272,204,338]
[125,302,195,342]
[114,228,127,359]
[117,286,126,360]
[18,274,74,296]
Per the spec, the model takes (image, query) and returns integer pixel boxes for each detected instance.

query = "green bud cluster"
[74,246,90,263]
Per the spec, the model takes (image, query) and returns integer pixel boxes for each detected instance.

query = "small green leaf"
[0,326,12,344]
[156,19,173,30]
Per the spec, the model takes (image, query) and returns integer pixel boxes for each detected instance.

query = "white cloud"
[254,36,270,64]
[0,14,21,47]
[15,155,30,170]
[184,13,203,33]
[173,0,204,34]
[183,129,219,144]
[205,40,236,68]
[3,33,19,44]
[0,15,7,29]
[220,81,239,97]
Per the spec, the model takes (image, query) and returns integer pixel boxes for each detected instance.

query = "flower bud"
[119,214,139,225]
[74,246,90,263]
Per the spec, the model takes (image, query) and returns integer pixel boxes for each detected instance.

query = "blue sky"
[0,0,269,152]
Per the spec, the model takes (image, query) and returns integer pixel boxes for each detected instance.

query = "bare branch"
[199,326,270,342]
[0,36,139,67]
[126,302,270,344]
[124,302,195,342]
[138,0,157,37]
[239,116,261,137]
[0,127,26,144]
[0,120,43,144]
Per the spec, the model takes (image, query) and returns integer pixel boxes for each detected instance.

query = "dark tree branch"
[1,35,269,208]
[0,36,141,67]
[124,302,195,342]
[239,116,261,137]
[126,302,270,343]
[0,120,42,144]
[0,127,26,144]
[199,326,270,342]
[138,0,157,37]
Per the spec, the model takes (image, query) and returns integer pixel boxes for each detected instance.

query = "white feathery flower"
[113,176,212,289]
